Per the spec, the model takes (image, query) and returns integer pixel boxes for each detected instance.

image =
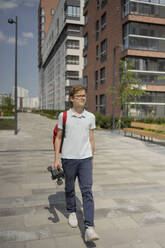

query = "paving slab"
[0,113,165,247]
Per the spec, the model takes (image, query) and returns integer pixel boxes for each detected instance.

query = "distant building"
[38,0,84,110]
[13,86,39,110]
[83,0,165,117]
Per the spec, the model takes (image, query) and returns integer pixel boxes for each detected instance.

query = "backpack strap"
[63,111,67,125]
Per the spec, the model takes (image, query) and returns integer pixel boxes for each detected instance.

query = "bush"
[39,109,64,119]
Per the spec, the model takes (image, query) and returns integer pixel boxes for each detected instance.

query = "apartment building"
[83,0,165,117]
[38,0,84,110]
[38,0,59,68]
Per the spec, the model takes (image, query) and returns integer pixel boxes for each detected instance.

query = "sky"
[0,0,40,97]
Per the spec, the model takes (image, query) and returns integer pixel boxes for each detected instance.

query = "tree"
[2,96,14,114]
[108,58,146,118]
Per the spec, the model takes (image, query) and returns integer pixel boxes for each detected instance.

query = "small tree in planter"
[107,58,146,130]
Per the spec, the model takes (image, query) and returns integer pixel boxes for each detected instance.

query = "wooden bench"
[123,122,165,141]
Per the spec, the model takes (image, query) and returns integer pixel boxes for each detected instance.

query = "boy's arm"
[89,129,95,157]
[53,129,62,170]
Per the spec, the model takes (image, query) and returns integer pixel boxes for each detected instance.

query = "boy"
[54,85,99,242]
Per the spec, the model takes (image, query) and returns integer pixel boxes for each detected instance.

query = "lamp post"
[112,45,121,130]
[8,16,18,135]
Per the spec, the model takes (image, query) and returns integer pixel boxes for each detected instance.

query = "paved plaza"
[0,113,165,248]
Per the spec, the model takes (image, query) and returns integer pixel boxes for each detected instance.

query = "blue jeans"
[61,157,94,227]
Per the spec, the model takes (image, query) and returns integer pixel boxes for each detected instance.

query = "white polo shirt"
[58,109,96,159]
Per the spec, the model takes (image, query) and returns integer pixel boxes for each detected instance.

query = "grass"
[0,119,15,130]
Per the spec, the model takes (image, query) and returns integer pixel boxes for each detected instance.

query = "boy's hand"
[53,159,61,170]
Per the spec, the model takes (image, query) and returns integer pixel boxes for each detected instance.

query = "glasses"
[74,95,86,99]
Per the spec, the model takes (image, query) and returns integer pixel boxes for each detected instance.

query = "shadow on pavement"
[46,192,96,247]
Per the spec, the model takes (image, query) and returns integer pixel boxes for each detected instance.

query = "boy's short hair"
[69,85,86,98]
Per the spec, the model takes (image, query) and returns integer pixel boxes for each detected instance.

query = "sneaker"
[68,212,78,228]
[85,226,99,242]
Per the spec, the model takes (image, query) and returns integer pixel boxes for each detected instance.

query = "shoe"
[68,212,78,228]
[85,226,99,242]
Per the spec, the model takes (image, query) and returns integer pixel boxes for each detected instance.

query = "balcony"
[122,0,165,19]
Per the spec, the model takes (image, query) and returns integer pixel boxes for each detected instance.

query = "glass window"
[96,0,100,9]
[95,71,98,89]
[101,12,107,29]
[96,95,98,111]
[51,8,55,16]
[100,94,106,114]
[66,55,79,65]
[84,12,88,25]
[66,6,80,18]
[41,24,44,31]
[66,71,79,79]
[41,8,45,15]
[100,67,106,84]
[41,31,45,39]
[84,55,87,67]
[66,39,79,49]
[101,0,107,8]
[100,39,107,62]
[83,76,88,91]
[84,33,88,50]
[96,45,99,60]
[96,20,99,40]
[41,16,45,23]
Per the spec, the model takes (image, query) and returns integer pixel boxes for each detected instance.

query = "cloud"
[0,31,32,46]
[8,37,28,46]
[0,0,18,9]
[22,32,33,39]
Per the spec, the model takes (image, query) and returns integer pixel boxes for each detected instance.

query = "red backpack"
[53,111,67,152]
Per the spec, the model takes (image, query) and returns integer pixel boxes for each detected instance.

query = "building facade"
[38,0,59,68]
[83,0,165,117]
[39,0,84,110]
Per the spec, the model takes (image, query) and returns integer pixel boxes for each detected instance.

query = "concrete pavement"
[0,113,165,248]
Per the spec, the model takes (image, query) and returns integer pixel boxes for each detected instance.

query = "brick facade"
[83,0,165,116]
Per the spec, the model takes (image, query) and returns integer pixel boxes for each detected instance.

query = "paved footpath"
[0,113,165,248]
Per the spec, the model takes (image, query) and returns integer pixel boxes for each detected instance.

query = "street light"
[112,45,122,130]
[8,16,18,135]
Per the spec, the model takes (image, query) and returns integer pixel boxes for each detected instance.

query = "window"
[67,24,81,34]
[41,24,44,31]
[66,55,79,65]
[96,20,99,40]
[123,22,165,52]
[84,12,88,25]
[100,39,107,62]
[123,0,165,19]
[41,31,45,39]
[84,55,87,68]
[41,16,45,23]
[95,71,98,90]
[41,8,45,15]
[100,94,106,114]
[66,71,79,79]
[101,12,107,30]
[66,6,80,18]
[51,8,55,16]
[96,0,100,9]
[66,39,79,49]
[96,45,99,60]
[100,67,106,84]
[101,0,107,8]
[96,95,98,111]
[84,33,88,50]
[83,76,88,91]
